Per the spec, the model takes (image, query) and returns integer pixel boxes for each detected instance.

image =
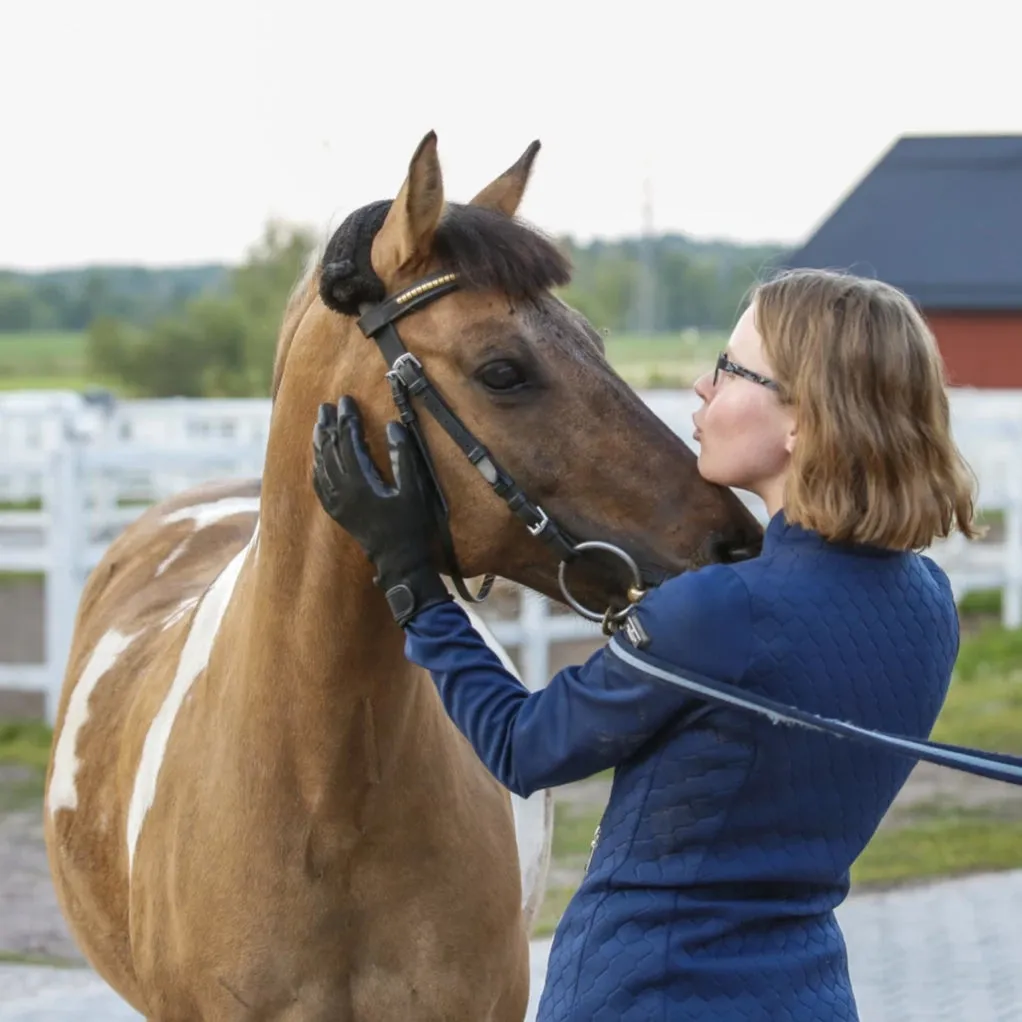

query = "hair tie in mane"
[319,199,394,316]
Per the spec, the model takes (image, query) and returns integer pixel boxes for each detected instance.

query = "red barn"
[783,134,1022,389]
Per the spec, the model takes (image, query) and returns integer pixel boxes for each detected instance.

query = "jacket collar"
[762,509,902,559]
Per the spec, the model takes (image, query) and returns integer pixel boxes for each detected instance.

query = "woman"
[311,267,978,1021]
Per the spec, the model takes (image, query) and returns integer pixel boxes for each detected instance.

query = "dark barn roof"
[783,134,1022,310]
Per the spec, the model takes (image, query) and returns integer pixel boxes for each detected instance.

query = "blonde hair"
[751,267,979,550]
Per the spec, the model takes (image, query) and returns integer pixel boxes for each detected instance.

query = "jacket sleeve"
[402,564,754,797]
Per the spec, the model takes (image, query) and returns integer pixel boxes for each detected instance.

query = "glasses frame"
[713,352,780,391]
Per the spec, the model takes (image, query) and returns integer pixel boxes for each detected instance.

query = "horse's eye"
[478,360,528,392]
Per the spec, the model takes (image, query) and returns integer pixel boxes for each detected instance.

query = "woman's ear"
[784,422,798,455]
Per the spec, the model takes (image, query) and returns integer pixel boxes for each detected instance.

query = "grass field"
[0,328,724,394]
[0,331,89,386]
[602,329,725,388]
[0,329,130,394]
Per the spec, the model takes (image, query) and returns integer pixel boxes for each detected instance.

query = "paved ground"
[3,869,1022,1020]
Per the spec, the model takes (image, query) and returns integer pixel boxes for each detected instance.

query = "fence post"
[520,589,551,692]
[1004,464,1022,630]
[42,407,87,724]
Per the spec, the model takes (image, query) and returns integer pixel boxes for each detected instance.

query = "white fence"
[1,387,1021,723]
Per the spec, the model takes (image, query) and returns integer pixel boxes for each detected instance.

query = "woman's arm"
[404,565,754,796]
[308,396,754,794]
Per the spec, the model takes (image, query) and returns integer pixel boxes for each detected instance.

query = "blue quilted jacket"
[404,510,959,1021]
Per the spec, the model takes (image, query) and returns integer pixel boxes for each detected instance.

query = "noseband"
[355,270,645,633]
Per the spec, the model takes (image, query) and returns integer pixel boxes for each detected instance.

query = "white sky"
[3,0,1020,269]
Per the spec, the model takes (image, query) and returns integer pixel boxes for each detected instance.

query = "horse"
[42,132,762,1021]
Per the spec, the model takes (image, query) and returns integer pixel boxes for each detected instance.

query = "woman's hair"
[751,267,979,550]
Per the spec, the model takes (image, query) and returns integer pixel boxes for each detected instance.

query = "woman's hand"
[311,395,451,625]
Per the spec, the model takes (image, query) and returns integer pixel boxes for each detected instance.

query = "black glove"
[311,395,452,626]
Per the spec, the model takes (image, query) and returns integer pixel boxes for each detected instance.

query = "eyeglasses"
[713,352,779,391]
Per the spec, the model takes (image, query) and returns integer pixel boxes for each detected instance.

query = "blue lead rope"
[607,636,1022,787]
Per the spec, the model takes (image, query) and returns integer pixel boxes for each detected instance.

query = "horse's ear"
[469,140,541,217]
[370,131,445,286]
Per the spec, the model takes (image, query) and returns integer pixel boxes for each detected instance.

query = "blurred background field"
[0,326,727,394]
[0,227,767,398]
[0,331,96,392]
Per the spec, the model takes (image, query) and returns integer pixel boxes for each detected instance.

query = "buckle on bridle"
[527,507,550,538]
[386,351,424,390]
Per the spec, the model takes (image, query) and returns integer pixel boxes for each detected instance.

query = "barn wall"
[926,311,1022,388]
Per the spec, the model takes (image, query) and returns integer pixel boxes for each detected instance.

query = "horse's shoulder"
[72,478,261,658]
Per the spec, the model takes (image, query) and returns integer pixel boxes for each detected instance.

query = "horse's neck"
[227,360,453,807]
[232,491,434,810]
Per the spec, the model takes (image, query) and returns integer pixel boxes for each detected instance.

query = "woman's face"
[692,302,796,507]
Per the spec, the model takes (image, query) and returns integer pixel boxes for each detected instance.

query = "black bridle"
[355,269,646,631]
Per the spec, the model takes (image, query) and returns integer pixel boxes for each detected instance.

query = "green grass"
[0,720,53,770]
[0,949,83,968]
[0,328,723,394]
[0,327,724,394]
[0,571,44,589]
[930,624,1022,751]
[851,805,1022,889]
[958,588,1003,618]
[535,884,580,937]
[0,374,125,393]
[551,803,602,864]
[0,722,52,812]
[0,330,87,374]
[0,329,127,393]
[602,330,725,388]
[977,507,1006,532]
[535,801,603,937]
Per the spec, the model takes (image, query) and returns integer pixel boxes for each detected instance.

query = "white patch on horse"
[458,599,553,921]
[163,496,260,531]
[126,538,253,873]
[155,539,190,577]
[48,629,139,817]
[160,595,201,632]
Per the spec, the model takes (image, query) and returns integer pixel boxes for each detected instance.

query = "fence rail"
[2,388,1021,723]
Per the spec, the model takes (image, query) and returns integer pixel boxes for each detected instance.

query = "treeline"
[3,220,788,397]
[0,265,229,332]
[558,235,786,333]
[86,222,316,397]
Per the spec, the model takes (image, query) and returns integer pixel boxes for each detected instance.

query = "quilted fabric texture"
[403,510,960,1021]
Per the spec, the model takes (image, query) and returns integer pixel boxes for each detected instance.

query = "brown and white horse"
[43,133,761,1020]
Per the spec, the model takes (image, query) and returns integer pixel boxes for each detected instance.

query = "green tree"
[231,220,318,395]
[0,279,38,330]
[83,220,317,397]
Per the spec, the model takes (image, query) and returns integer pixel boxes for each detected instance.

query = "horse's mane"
[429,201,573,297]
[271,248,323,401]
[271,200,573,400]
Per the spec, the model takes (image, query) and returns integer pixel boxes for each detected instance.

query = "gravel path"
[0,808,82,966]
[5,871,1022,1020]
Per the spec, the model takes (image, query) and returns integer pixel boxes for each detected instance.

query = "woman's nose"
[693,368,714,401]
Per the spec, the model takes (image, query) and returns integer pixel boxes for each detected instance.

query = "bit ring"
[557,541,646,627]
